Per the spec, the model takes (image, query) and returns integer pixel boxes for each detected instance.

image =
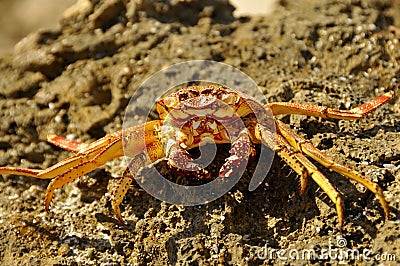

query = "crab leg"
[112,141,164,224]
[276,120,390,219]
[0,121,163,212]
[44,138,123,210]
[47,134,89,152]
[44,121,164,211]
[47,119,161,155]
[0,142,116,179]
[112,154,144,224]
[257,124,344,228]
[0,121,162,178]
[268,91,393,119]
[0,132,123,180]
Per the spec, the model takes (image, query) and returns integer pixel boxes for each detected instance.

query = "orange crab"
[0,85,393,229]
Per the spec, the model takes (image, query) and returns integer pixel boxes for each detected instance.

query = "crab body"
[0,85,393,229]
[156,86,265,147]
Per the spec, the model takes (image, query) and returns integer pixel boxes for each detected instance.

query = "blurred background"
[0,0,75,54]
[0,0,276,55]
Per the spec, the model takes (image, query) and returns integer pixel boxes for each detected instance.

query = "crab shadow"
[104,142,391,262]
[83,128,395,261]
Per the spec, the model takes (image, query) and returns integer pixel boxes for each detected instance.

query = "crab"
[0,85,393,229]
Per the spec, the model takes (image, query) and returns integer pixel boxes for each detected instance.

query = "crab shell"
[156,85,270,148]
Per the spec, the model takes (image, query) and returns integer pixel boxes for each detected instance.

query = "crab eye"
[201,88,213,95]
[179,92,189,101]
[187,88,199,96]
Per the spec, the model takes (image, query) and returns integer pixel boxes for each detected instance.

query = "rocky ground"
[0,0,399,265]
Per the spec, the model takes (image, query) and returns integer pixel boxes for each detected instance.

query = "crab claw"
[219,130,256,178]
[167,144,209,179]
